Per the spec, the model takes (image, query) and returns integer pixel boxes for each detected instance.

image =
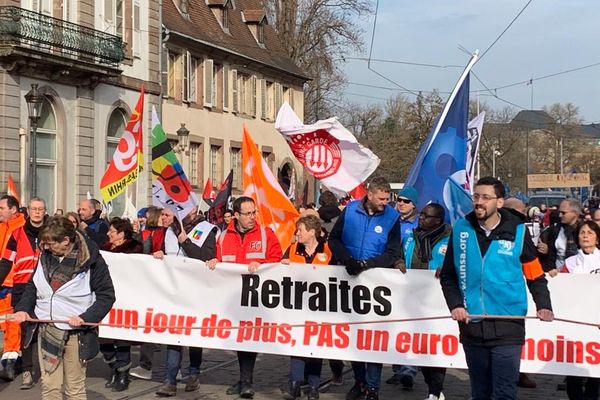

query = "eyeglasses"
[559,210,574,215]
[29,207,46,212]
[238,211,258,217]
[419,212,438,219]
[472,194,498,202]
[397,198,412,204]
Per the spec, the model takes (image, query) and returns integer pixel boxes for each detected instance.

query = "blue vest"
[452,218,527,318]
[400,217,418,240]
[403,231,449,270]
[341,201,400,261]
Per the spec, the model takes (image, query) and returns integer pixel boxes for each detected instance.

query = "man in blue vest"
[440,177,553,400]
[329,177,402,400]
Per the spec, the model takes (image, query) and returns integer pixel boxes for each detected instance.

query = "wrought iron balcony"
[0,6,125,68]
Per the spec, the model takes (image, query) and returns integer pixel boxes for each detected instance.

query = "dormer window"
[175,0,190,18]
[207,0,232,32]
[241,9,267,46]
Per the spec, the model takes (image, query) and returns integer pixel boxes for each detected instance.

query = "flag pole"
[425,50,479,154]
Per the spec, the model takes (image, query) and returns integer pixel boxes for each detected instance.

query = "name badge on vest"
[498,240,515,256]
[316,253,328,263]
[191,229,203,240]
[374,225,383,234]
[249,241,263,251]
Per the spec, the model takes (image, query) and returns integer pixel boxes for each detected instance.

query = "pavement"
[0,336,571,399]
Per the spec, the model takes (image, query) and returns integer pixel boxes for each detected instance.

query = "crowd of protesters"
[0,177,598,400]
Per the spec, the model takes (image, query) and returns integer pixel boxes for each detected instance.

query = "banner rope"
[2,314,598,330]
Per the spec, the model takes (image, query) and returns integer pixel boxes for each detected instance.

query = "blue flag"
[405,71,471,223]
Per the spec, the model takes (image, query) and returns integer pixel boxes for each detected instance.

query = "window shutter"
[204,59,214,107]
[260,79,267,119]
[104,0,114,29]
[251,75,257,117]
[189,57,197,102]
[232,69,238,113]
[161,46,169,97]
[133,1,141,57]
[289,88,294,110]
[182,52,189,101]
[223,65,230,111]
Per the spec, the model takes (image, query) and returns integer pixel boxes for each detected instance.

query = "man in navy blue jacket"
[328,177,402,400]
[440,177,553,400]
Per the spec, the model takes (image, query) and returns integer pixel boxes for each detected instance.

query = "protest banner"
[98,252,600,377]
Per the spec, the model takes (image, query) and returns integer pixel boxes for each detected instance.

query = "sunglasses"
[397,198,412,204]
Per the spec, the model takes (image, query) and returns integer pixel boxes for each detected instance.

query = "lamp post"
[24,84,43,198]
[492,146,501,179]
[176,123,189,153]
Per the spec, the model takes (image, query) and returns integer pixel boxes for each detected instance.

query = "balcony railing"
[0,6,124,68]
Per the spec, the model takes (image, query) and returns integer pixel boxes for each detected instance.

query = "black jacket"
[439,208,552,346]
[83,211,109,247]
[538,223,578,272]
[15,234,116,361]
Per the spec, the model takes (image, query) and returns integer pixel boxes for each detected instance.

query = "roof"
[241,9,266,23]
[510,110,554,130]
[163,0,308,80]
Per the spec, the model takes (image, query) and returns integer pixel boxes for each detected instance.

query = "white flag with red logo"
[275,102,379,197]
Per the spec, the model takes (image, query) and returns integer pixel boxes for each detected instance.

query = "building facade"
[161,0,309,200]
[0,0,161,214]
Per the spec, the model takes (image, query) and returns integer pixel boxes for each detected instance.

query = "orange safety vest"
[10,226,40,285]
[0,213,26,288]
[288,241,332,265]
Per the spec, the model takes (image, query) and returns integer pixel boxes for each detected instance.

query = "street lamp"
[492,147,501,179]
[175,123,189,153]
[24,84,43,198]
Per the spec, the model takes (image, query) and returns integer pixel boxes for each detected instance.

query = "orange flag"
[242,126,299,249]
[7,175,20,203]
[99,86,144,203]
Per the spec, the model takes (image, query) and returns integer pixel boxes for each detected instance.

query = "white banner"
[99,252,600,377]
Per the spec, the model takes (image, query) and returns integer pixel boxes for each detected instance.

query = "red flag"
[7,175,20,203]
[100,86,144,203]
[208,170,233,225]
[348,183,368,200]
[202,178,214,204]
[242,127,299,249]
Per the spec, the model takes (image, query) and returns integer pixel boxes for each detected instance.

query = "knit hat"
[137,207,149,219]
[398,186,418,206]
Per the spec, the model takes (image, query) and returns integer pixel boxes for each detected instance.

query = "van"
[528,192,569,208]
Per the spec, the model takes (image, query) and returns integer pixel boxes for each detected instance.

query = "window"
[230,147,242,190]
[104,0,125,38]
[262,151,274,172]
[222,6,229,29]
[257,23,264,45]
[183,52,197,102]
[209,145,223,184]
[106,108,128,217]
[204,59,214,107]
[35,97,57,212]
[189,143,199,186]
[283,86,294,110]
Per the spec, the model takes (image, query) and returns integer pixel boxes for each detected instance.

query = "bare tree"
[265,0,372,122]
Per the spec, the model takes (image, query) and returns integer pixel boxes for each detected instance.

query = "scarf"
[39,324,69,373]
[41,232,90,292]
[414,224,451,267]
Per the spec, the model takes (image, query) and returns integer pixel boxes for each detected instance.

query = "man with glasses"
[0,195,25,382]
[0,197,47,386]
[328,177,402,400]
[396,203,450,400]
[206,196,282,398]
[537,198,581,276]
[440,177,553,400]
[387,185,420,390]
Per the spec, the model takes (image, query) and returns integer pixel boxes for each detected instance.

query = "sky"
[343,0,600,123]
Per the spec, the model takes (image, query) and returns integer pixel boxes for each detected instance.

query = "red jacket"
[217,221,282,264]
